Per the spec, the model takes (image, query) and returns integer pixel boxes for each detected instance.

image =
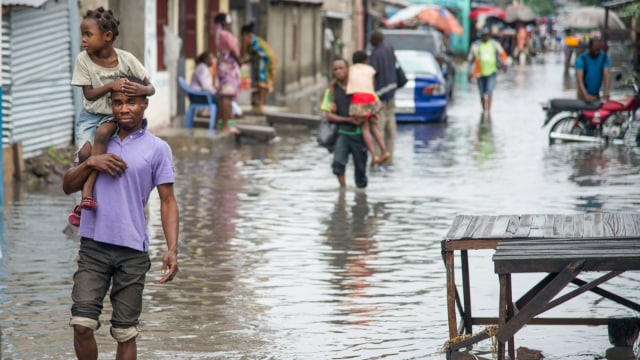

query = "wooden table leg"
[498,273,507,360]
[506,274,515,360]
[461,250,473,334]
[496,260,585,344]
[445,250,458,340]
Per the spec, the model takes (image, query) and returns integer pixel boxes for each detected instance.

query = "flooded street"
[4,56,640,359]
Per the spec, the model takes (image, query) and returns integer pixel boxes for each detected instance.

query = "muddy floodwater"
[3,55,640,359]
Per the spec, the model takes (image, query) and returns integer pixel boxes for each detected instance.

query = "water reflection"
[563,70,576,92]
[397,123,447,153]
[473,114,496,165]
[565,146,640,187]
[324,191,388,326]
[177,149,246,242]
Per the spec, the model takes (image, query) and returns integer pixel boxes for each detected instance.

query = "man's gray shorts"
[70,238,150,342]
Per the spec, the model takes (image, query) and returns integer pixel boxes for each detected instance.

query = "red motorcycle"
[542,78,640,145]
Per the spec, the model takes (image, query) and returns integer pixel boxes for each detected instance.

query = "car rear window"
[383,32,437,53]
[397,53,441,77]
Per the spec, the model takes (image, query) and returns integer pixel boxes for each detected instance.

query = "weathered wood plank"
[463,215,486,239]
[583,213,594,237]
[504,215,520,237]
[572,278,640,312]
[542,214,555,237]
[493,236,640,273]
[443,239,500,251]
[495,256,640,273]
[562,215,574,237]
[540,271,624,314]
[496,251,640,257]
[479,216,497,238]
[444,215,463,239]
[445,215,468,240]
[552,215,563,237]
[447,331,491,350]
[495,260,584,343]
[602,212,618,237]
[629,214,640,236]
[622,213,640,236]
[473,317,610,326]
[487,215,513,238]
[514,214,533,237]
[573,214,584,237]
[593,212,604,237]
[496,237,640,244]
[528,215,548,238]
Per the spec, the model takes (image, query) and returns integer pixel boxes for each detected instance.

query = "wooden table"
[442,213,640,358]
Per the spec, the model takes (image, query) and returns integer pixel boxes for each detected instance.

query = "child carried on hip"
[330,50,391,165]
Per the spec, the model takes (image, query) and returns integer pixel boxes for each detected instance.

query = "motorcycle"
[542,77,640,145]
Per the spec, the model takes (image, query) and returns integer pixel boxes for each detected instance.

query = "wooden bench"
[442,213,640,359]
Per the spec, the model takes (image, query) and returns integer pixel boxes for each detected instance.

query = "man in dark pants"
[320,58,368,188]
[368,30,398,162]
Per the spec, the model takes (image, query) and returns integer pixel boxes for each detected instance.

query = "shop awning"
[322,10,352,19]
[601,0,639,9]
[375,0,411,8]
[2,0,49,7]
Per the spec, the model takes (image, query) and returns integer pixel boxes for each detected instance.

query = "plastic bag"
[316,119,338,153]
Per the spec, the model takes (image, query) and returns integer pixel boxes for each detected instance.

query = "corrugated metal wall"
[8,0,74,158]
[2,17,11,147]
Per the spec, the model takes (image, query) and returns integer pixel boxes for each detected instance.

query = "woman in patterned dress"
[213,13,241,134]
[241,22,277,114]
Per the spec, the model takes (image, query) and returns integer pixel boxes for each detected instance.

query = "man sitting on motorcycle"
[576,38,611,103]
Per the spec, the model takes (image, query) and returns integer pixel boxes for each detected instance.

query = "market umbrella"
[416,6,464,34]
[386,4,429,26]
[386,5,463,34]
[557,6,625,30]
[504,4,536,24]
[470,6,505,21]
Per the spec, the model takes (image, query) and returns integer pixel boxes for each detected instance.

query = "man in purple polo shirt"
[62,76,179,359]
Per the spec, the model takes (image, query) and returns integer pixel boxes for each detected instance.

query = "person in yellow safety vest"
[467,27,508,114]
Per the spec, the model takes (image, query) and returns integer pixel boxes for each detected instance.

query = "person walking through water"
[576,38,610,102]
[240,22,277,114]
[330,51,390,165]
[62,76,179,360]
[213,13,241,134]
[467,27,508,115]
[321,58,368,189]
[69,6,155,227]
[368,30,398,164]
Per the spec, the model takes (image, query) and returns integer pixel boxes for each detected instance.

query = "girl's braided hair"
[84,7,120,41]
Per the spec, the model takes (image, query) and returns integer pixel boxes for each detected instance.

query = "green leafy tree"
[526,0,556,16]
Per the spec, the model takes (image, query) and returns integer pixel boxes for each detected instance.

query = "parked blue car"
[394,50,448,123]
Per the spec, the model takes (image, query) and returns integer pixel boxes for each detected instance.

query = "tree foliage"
[526,0,556,16]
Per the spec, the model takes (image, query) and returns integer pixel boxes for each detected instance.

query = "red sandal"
[80,196,97,210]
[68,205,81,227]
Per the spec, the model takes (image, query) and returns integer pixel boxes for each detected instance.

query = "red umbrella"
[469,6,505,21]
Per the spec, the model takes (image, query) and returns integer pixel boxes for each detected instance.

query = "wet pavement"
[3,54,640,359]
